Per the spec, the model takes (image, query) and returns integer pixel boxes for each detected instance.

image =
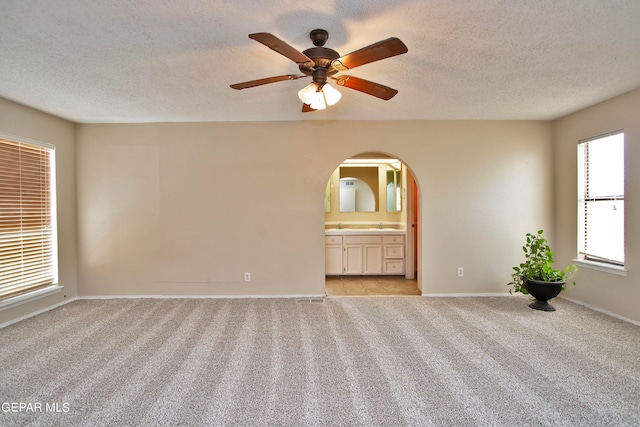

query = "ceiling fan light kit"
[320,83,342,105]
[230,29,408,112]
[297,81,341,110]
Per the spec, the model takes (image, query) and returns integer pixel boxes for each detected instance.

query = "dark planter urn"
[524,279,565,311]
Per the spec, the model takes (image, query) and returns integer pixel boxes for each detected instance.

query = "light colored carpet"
[1,296,639,426]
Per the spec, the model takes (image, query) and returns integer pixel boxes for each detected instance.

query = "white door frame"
[405,169,416,280]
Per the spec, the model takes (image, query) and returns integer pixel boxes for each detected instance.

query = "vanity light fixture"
[342,158,401,166]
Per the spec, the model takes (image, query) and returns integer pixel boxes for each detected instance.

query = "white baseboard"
[422,292,512,297]
[77,294,327,300]
[0,297,78,329]
[560,295,640,326]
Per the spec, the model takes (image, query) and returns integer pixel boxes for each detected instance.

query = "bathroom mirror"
[324,180,331,213]
[339,166,378,212]
[339,177,376,212]
[386,163,402,212]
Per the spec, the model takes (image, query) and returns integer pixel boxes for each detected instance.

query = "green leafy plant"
[508,230,578,295]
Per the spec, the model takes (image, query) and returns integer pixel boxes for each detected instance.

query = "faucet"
[378,223,383,229]
[338,223,343,229]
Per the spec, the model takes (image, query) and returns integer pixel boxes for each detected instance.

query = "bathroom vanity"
[325,230,405,276]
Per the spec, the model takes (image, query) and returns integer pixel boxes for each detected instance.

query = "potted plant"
[508,230,577,311]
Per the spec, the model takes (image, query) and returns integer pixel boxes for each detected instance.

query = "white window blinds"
[0,137,56,300]
[577,131,625,265]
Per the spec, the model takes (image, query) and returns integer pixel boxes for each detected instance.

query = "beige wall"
[554,88,640,323]
[3,89,638,324]
[75,120,554,297]
[13,90,639,323]
[0,98,77,325]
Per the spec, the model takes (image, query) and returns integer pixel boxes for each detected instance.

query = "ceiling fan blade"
[332,37,408,71]
[230,74,307,90]
[249,33,315,66]
[302,103,316,112]
[331,75,398,100]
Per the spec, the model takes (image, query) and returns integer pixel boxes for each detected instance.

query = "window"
[0,136,57,300]
[577,131,624,266]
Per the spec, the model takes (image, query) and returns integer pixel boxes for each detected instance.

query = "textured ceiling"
[1,0,640,123]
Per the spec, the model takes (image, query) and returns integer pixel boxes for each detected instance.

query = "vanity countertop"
[325,229,406,235]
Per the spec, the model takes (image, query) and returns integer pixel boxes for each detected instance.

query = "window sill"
[573,259,627,277]
[0,285,64,312]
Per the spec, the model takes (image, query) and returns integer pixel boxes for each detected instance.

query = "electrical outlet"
[244,272,251,282]
[457,267,464,277]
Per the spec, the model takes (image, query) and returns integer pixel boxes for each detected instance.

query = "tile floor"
[325,276,421,297]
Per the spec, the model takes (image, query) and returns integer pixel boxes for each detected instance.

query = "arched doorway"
[323,152,421,296]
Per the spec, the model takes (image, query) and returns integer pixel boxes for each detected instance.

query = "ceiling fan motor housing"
[299,29,340,85]
[310,29,329,46]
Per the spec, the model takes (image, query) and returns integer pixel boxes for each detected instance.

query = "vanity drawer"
[384,259,405,274]
[325,236,343,245]
[384,244,404,259]
[383,235,405,244]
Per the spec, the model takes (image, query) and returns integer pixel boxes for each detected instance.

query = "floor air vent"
[295,297,325,304]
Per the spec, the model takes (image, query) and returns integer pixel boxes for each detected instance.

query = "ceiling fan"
[230,29,408,112]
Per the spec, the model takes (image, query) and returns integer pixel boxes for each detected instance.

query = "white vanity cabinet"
[325,235,343,275]
[343,235,383,275]
[342,242,362,274]
[383,235,405,274]
[325,232,405,276]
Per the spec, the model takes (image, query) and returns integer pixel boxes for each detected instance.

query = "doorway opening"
[323,152,420,296]
[325,276,419,296]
